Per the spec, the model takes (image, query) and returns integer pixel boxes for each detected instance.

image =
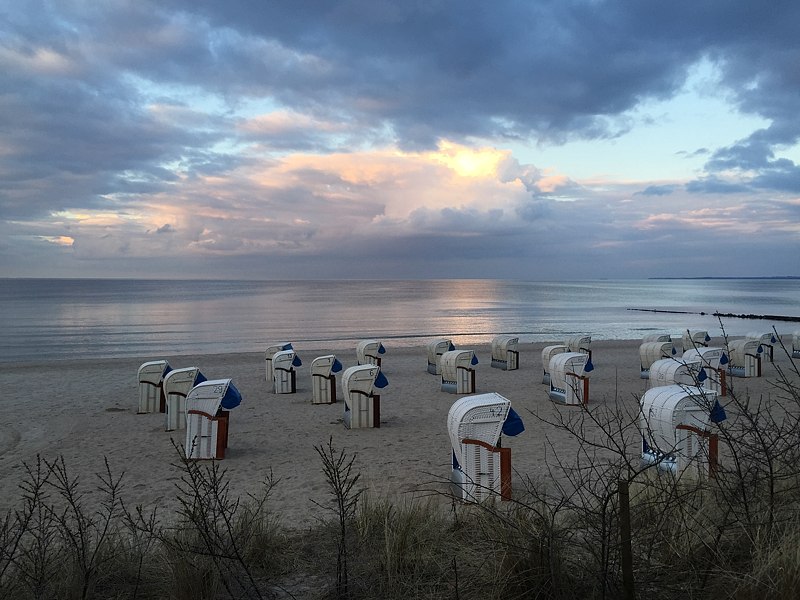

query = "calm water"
[0,278,798,363]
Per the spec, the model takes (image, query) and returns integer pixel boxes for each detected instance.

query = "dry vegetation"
[2,331,799,599]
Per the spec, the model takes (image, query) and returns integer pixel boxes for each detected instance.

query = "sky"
[1,0,799,280]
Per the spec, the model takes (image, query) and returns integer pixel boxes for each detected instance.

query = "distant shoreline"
[648,276,799,280]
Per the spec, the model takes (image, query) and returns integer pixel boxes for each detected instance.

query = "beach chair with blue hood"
[448,393,525,502]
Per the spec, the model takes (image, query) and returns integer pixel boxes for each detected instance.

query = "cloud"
[1,1,800,279]
[638,185,679,197]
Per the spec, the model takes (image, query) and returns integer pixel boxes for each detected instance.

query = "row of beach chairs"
[637,329,794,480]
[135,329,797,505]
[137,359,241,460]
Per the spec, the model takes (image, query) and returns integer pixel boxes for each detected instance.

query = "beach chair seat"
[448,393,524,503]
[682,330,710,352]
[311,354,343,404]
[272,349,302,394]
[265,343,293,384]
[440,350,478,394]
[426,338,454,375]
[640,384,725,477]
[727,339,763,378]
[163,367,206,431]
[357,339,386,366]
[490,335,519,371]
[342,364,388,429]
[137,360,171,414]
[548,352,593,405]
[639,341,677,379]
[185,379,242,460]
[747,332,777,362]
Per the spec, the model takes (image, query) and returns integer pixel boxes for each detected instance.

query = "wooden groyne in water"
[627,308,800,322]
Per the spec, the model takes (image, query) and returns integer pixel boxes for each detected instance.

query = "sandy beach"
[0,338,793,526]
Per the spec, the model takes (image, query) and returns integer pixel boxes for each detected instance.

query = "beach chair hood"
[138,360,172,384]
[186,378,242,415]
[447,393,510,465]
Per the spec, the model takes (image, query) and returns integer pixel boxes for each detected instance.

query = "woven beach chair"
[311,354,343,404]
[265,343,293,384]
[342,364,388,429]
[548,352,593,405]
[639,341,677,379]
[448,393,524,503]
[746,332,777,362]
[185,379,242,460]
[357,339,386,366]
[683,347,728,396]
[426,338,455,375]
[137,360,171,414]
[272,349,302,394]
[682,330,710,352]
[490,335,519,371]
[727,339,763,378]
[163,367,206,431]
[649,357,701,389]
[640,384,724,477]
[440,350,479,394]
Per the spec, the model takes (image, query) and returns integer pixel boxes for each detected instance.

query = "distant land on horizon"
[649,276,800,280]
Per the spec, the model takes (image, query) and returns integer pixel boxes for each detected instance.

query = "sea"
[0,278,798,364]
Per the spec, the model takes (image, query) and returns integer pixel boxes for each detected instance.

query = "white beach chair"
[683,347,728,396]
[747,332,777,363]
[185,379,242,460]
[311,354,343,404]
[643,333,672,343]
[566,334,592,358]
[342,364,388,429]
[490,335,519,371]
[440,350,479,394]
[640,384,725,477]
[137,360,171,414]
[649,357,702,389]
[448,393,525,503]
[727,339,763,378]
[357,339,386,366]
[265,343,293,384]
[163,367,206,431]
[426,338,455,375]
[541,344,568,384]
[793,331,800,359]
[682,330,710,352]
[272,349,302,394]
[541,334,591,384]
[639,341,677,379]
[548,352,594,405]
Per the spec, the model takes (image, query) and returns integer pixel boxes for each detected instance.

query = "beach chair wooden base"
[186,409,230,459]
[453,440,512,502]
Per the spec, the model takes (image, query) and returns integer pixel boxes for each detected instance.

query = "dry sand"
[0,338,793,527]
